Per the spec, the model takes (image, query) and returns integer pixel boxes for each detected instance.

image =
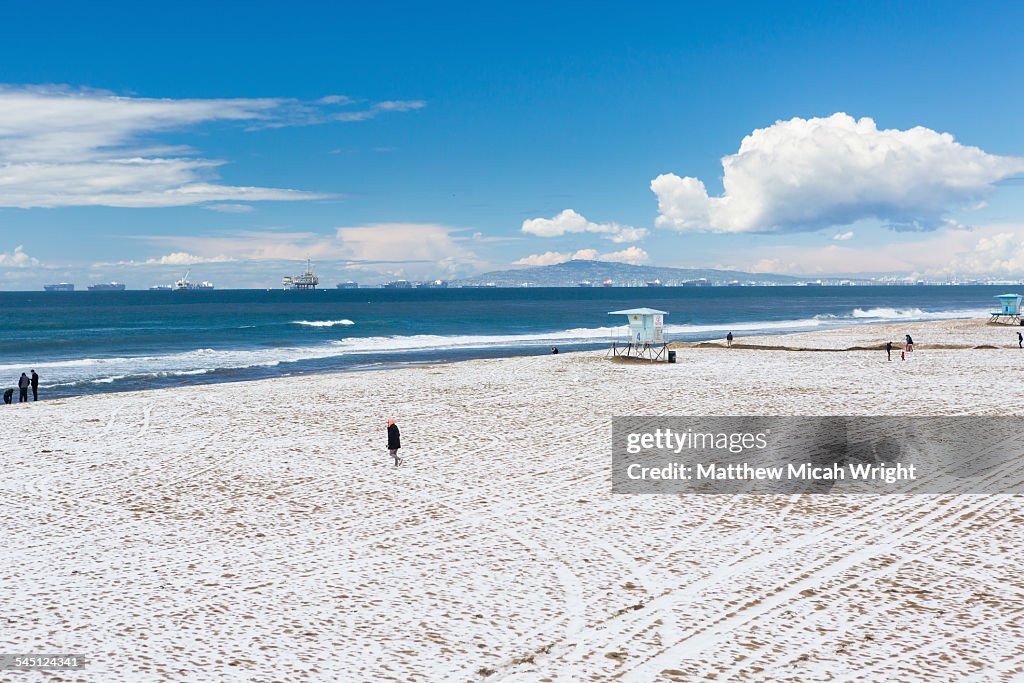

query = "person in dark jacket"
[3,388,12,404]
[30,370,39,401]
[886,340,892,361]
[17,373,30,403]
[905,334,914,352]
[1017,332,1022,349]
[387,419,402,466]
[726,332,734,347]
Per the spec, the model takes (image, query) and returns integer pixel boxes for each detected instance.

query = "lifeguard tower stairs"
[607,308,671,362]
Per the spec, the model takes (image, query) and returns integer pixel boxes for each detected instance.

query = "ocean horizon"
[0,285,1003,398]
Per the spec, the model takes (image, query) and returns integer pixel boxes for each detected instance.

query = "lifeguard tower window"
[608,308,670,361]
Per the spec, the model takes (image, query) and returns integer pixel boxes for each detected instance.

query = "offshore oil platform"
[283,259,320,290]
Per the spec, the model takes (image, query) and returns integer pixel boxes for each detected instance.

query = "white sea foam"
[661,307,987,335]
[293,319,355,327]
[857,307,990,320]
[853,307,924,318]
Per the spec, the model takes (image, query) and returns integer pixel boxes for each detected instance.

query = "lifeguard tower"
[989,293,1023,325]
[608,308,671,361]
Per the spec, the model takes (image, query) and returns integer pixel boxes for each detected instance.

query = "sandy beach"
[3,318,1024,681]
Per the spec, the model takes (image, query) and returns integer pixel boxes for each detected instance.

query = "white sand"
[2,318,1024,681]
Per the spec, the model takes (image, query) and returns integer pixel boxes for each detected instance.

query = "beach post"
[607,308,670,361]
[989,293,1023,325]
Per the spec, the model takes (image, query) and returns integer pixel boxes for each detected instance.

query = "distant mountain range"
[453,260,805,287]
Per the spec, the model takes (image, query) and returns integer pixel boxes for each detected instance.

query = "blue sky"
[1,1,1023,287]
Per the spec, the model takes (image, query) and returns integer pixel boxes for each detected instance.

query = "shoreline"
[14,315,1013,403]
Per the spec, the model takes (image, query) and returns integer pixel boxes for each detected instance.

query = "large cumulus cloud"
[652,113,1024,234]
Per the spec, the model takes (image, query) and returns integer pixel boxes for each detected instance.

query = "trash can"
[667,350,677,363]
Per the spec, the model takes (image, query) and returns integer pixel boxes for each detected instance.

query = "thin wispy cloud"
[329,100,427,123]
[0,85,426,209]
[373,100,426,112]
[317,95,355,105]
[204,203,255,214]
[332,111,377,122]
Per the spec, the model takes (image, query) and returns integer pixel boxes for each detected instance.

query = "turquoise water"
[0,286,1000,397]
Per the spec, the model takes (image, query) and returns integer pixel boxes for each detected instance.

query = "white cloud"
[135,230,331,262]
[521,209,648,243]
[0,245,39,267]
[329,100,426,122]
[513,246,649,267]
[740,224,1024,277]
[333,111,377,122]
[597,246,649,264]
[944,229,1024,276]
[143,252,234,266]
[335,223,474,263]
[513,251,574,267]
[130,224,483,280]
[374,100,426,112]
[204,203,254,213]
[832,231,854,241]
[652,113,1024,234]
[0,85,424,208]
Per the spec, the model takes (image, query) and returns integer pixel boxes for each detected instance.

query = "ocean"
[0,286,1001,398]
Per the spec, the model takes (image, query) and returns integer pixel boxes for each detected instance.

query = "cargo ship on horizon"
[173,271,214,290]
[88,282,126,291]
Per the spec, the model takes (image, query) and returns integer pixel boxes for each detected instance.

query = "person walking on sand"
[387,418,402,467]
[886,341,892,361]
[905,334,914,352]
[726,332,734,348]
[17,373,30,403]
[1017,331,1022,349]
[30,370,39,401]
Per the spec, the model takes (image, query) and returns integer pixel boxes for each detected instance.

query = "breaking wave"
[292,319,355,327]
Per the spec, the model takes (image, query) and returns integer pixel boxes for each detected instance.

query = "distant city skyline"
[2,1,1024,289]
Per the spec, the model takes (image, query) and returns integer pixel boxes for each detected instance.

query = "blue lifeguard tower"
[608,308,671,361]
[989,293,1023,325]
